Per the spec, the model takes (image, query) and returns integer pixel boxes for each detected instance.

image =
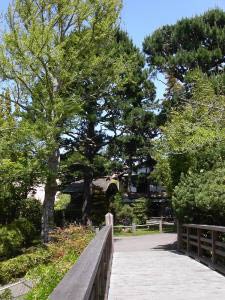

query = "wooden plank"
[109,234,225,300]
[200,237,211,244]
[215,249,225,258]
[189,240,198,247]
[215,241,225,248]
[189,234,197,240]
[201,244,211,251]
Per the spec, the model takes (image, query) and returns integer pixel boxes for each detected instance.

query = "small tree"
[132,198,148,225]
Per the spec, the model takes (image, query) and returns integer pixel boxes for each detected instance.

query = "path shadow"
[151,241,177,251]
[151,241,186,256]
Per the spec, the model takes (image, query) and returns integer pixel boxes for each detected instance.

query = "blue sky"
[1,0,225,98]
[121,0,225,49]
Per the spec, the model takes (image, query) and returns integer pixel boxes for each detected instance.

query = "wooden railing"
[178,224,225,274]
[50,224,113,300]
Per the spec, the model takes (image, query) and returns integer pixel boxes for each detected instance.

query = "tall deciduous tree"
[0,0,122,242]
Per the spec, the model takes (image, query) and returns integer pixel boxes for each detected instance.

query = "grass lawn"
[114,228,159,237]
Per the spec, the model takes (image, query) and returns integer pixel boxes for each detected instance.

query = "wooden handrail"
[183,224,225,233]
[49,225,113,300]
[178,223,225,275]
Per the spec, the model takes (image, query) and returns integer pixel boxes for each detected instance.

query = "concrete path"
[0,280,33,299]
[108,233,225,300]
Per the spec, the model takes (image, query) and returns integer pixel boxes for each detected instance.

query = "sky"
[1,0,225,98]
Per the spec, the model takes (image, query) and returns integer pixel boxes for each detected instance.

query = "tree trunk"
[127,156,133,194]
[42,148,60,243]
[82,119,95,225]
[82,173,93,225]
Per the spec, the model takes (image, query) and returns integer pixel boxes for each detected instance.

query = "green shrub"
[0,249,51,284]
[0,218,39,260]
[132,198,149,224]
[25,253,77,300]
[117,205,134,225]
[173,166,225,225]
[20,198,42,232]
[0,226,24,260]
[25,226,94,300]
[10,218,36,245]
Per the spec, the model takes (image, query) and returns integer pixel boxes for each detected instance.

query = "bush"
[0,226,24,260]
[25,226,94,300]
[0,249,51,284]
[116,205,134,225]
[0,218,37,260]
[173,167,225,225]
[132,198,149,224]
[10,218,36,245]
[20,198,42,232]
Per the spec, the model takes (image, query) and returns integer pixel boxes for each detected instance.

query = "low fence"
[50,220,113,300]
[178,224,225,274]
[114,217,175,233]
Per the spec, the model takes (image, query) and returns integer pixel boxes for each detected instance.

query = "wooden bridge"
[50,216,225,300]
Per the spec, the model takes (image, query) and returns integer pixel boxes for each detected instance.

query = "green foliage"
[0,0,124,239]
[10,218,36,245]
[116,205,134,225]
[153,70,225,194]
[25,263,66,300]
[107,31,156,181]
[143,9,225,81]
[173,166,225,225]
[132,198,149,224]
[55,194,71,211]
[0,249,51,284]
[0,226,24,260]
[25,226,94,300]
[110,193,134,225]
[0,218,37,260]
[0,289,13,300]
[19,198,42,232]
[0,225,93,291]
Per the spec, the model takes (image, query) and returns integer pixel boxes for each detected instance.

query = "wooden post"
[105,213,114,250]
[177,220,181,251]
[132,223,136,233]
[186,227,190,255]
[212,230,217,266]
[105,213,113,226]
[159,217,163,233]
[197,228,201,259]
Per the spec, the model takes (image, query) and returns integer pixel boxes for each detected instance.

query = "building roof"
[63,177,119,194]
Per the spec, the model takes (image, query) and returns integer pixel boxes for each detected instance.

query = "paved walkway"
[108,233,225,300]
[0,280,33,299]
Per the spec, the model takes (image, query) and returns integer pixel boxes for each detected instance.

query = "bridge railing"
[178,223,225,274]
[50,221,113,300]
